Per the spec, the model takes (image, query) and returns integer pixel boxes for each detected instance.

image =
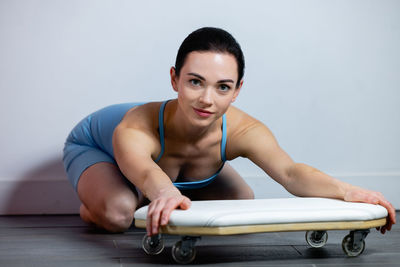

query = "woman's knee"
[218,163,255,199]
[77,162,139,232]
[233,185,255,200]
[98,194,137,232]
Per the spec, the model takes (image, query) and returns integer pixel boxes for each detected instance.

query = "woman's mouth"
[193,107,213,118]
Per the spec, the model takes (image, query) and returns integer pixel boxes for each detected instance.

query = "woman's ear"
[170,67,178,92]
[231,80,243,103]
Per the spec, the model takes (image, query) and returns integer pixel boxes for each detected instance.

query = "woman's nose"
[199,87,213,105]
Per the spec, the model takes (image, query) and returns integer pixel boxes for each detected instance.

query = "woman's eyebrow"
[187,72,234,83]
[217,79,234,84]
[187,72,206,81]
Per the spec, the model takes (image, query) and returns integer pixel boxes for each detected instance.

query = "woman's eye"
[190,79,201,86]
[219,84,230,91]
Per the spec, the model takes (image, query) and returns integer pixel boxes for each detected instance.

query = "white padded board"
[134,198,387,227]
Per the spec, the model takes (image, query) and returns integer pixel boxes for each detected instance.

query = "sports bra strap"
[221,114,227,162]
[154,100,168,162]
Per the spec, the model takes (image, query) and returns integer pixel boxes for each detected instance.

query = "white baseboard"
[0,173,398,215]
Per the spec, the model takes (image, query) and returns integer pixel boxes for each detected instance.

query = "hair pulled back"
[175,27,245,88]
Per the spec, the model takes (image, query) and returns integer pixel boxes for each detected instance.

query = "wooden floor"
[0,213,398,267]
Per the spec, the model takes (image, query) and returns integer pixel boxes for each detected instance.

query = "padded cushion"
[134,198,388,227]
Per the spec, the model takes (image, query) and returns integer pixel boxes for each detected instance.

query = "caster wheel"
[342,234,365,257]
[142,234,164,255]
[305,231,328,248]
[172,240,196,264]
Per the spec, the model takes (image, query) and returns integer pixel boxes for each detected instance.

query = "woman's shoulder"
[113,101,164,156]
[225,105,274,159]
[226,105,262,130]
[117,101,163,133]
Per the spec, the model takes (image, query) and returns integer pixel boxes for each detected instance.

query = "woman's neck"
[164,99,220,144]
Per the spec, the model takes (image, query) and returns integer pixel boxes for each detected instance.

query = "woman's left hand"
[344,187,396,234]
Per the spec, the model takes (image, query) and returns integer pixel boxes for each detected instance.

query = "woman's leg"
[184,163,254,201]
[77,162,145,233]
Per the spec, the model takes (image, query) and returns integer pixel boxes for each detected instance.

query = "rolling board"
[134,198,387,264]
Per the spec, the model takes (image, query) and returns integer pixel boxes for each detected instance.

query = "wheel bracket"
[350,229,370,250]
[180,236,201,253]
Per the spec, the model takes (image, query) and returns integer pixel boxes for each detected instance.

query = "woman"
[63,27,396,236]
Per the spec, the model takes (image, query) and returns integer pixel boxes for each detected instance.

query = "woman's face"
[171,51,242,127]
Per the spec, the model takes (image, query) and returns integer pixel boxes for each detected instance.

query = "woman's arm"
[230,116,396,233]
[113,126,191,236]
[285,163,396,233]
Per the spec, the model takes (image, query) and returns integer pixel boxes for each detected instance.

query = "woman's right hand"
[146,189,191,236]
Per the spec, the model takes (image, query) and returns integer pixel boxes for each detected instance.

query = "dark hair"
[175,27,245,88]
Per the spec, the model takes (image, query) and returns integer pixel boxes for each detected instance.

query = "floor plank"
[0,213,398,266]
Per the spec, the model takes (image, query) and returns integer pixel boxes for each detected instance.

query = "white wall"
[0,0,399,214]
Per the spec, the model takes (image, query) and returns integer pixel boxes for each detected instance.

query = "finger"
[179,197,191,210]
[160,198,178,226]
[384,216,393,231]
[151,203,165,235]
[381,226,386,234]
[146,217,151,236]
[146,201,158,236]
[386,222,392,231]
[160,197,191,226]
[147,199,165,236]
[389,211,396,225]
[163,197,187,222]
[388,203,397,224]
[147,214,152,236]
[377,204,395,234]
[160,209,170,226]
[378,199,396,225]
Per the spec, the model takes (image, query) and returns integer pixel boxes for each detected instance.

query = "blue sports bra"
[154,100,227,190]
